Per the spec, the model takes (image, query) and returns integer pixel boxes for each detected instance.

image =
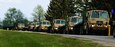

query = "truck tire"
[113,35,115,38]
[113,27,115,38]
[80,26,83,35]
[83,24,89,35]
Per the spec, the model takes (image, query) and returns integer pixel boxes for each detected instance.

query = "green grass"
[0,30,104,47]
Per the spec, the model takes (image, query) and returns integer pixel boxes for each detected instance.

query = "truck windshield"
[47,22,50,25]
[42,22,47,25]
[56,20,60,24]
[91,11,99,18]
[71,18,77,23]
[55,20,65,24]
[91,11,109,18]
[100,11,109,18]
[71,18,83,24]
[78,18,83,23]
[41,21,50,25]
[18,24,24,26]
[61,21,65,24]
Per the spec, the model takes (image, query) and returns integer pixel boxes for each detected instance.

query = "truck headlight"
[105,26,108,28]
[42,28,44,29]
[55,28,58,30]
[92,25,95,27]
[70,27,73,30]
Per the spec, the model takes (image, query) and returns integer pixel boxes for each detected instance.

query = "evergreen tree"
[47,0,77,19]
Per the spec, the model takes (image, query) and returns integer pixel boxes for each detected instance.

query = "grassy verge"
[0,30,105,47]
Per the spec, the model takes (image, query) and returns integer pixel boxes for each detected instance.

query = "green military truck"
[84,10,111,35]
[39,20,51,32]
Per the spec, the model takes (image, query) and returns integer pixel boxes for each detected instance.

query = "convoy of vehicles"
[3,9,115,38]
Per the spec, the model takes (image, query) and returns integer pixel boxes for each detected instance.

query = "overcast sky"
[0,0,50,21]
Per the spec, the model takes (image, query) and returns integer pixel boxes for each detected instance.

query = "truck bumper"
[113,31,115,38]
[90,25,108,30]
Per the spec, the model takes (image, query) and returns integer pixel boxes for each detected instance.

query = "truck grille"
[96,21,103,25]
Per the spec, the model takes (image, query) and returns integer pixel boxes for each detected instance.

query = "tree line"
[0,5,45,28]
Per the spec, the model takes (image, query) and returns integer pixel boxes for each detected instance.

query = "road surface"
[17,31,115,47]
[59,34,115,47]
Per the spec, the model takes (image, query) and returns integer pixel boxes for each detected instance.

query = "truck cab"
[39,20,51,32]
[28,22,35,31]
[53,19,66,33]
[67,16,83,34]
[16,23,25,30]
[86,10,110,35]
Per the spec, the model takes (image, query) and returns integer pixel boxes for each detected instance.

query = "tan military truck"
[67,16,83,34]
[28,22,35,31]
[16,23,25,30]
[33,22,39,31]
[39,20,51,32]
[52,19,66,33]
[85,10,110,35]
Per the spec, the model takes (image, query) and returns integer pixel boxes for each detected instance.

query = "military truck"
[84,10,111,35]
[33,22,39,31]
[39,20,51,32]
[67,16,83,34]
[50,19,66,33]
[28,22,35,31]
[16,23,25,30]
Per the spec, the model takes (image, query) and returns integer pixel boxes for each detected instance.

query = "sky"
[0,0,50,21]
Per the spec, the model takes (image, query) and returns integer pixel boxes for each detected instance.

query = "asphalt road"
[59,34,115,47]
[17,31,115,47]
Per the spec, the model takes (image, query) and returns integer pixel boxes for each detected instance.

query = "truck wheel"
[80,26,83,35]
[113,27,115,38]
[63,28,67,34]
[113,35,115,38]
[83,25,89,35]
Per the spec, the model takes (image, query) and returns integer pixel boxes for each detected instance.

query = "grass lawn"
[0,30,104,47]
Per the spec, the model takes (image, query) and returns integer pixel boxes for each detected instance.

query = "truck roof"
[70,16,82,18]
[42,20,50,22]
[54,19,65,21]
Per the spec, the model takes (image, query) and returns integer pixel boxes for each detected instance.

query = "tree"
[47,0,78,28]
[3,8,27,28]
[47,0,77,19]
[32,5,45,23]
[3,8,17,27]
